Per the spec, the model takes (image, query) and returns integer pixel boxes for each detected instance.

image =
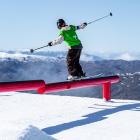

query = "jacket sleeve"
[76,23,87,30]
[51,35,64,46]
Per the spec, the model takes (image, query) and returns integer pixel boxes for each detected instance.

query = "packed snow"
[0,92,140,140]
[18,125,56,140]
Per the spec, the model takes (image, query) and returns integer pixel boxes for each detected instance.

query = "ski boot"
[67,75,80,81]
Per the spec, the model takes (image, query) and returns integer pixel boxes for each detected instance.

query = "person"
[48,19,87,80]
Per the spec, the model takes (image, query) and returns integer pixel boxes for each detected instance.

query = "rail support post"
[103,82,111,101]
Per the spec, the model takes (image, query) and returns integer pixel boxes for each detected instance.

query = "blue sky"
[0,0,140,54]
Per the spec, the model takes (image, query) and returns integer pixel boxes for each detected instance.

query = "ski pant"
[66,48,84,76]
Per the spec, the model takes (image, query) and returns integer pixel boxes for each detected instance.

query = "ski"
[67,73,104,81]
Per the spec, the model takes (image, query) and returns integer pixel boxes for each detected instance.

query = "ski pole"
[87,12,113,25]
[30,44,49,53]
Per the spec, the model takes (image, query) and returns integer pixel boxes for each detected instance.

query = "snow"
[0,92,140,140]
[18,125,56,140]
[0,125,56,140]
[114,53,137,61]
[1,50,140,62]
[0,51,57,62]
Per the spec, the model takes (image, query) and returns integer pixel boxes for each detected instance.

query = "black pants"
[67,48,84,76]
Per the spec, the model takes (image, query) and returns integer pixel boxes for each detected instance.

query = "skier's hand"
[83,22,87,26]
[79,22,87,29]
[48,41,53,46]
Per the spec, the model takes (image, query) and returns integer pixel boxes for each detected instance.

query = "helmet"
[57,19,66,29]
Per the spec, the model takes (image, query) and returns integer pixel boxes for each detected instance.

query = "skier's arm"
[48,35,64,46]
[76,23,87,30]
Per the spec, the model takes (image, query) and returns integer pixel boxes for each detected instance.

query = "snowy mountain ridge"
[0,50,140,61]
[0,50,103,62]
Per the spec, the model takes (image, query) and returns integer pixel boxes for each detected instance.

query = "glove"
[83,22,87,26]
[80,22,87,29]
[48,41,53,46]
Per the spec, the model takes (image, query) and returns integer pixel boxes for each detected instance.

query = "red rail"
[0,80,45,92]
[38,75,120,101]
[0,75,120,101]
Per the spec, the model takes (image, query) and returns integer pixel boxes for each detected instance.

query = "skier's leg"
[67,47,85,78]
[67,49,78,76]
[75,49,85,76]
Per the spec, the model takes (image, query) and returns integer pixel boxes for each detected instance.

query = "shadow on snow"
[42,102,140,135]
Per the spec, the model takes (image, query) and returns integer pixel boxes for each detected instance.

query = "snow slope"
[0,92,140,140]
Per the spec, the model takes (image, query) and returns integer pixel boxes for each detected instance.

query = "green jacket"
[51,23,87,48]
[59,25,81,47]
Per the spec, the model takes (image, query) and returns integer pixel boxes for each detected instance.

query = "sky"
[0,0,140,54]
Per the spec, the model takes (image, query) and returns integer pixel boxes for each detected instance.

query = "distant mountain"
[0,51,140,100]
[94,52,140,61]
[0,50,103,61]
[1,50,140,61]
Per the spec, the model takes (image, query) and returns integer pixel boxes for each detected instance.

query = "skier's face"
[58,23,65,29]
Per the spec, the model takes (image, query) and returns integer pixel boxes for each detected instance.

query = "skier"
[48,19,87,80]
